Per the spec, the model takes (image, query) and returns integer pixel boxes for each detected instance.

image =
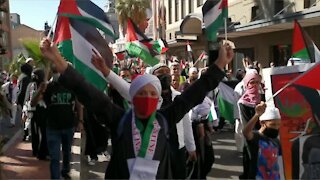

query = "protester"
[32,66,82,179]
[99,61,197,179]
[181,68,216,179]
[1,74,19,128]
[171,74,180,91]
[238,69,263,178]
[17,63,33,125]
[28,68,48,160]
[242,102,282,179]
[40,38,233,179]
[170,62,187,85]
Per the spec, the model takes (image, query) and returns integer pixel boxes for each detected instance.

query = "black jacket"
[59,64,225,179]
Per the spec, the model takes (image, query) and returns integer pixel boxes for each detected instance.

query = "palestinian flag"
[153,38,169,54]
[292,20,320,63]
[58,0,115,38]
[54,16,113,91]
[186,41,195,63]
[125,18,159,66]
[197,51,208,62]
[294,62,320,90]
[208,100,218,122]
[202,0,228,42]
[217,82,236,124]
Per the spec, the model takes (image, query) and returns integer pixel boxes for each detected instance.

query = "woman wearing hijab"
[237,69,263,179]
[40,38,233,179]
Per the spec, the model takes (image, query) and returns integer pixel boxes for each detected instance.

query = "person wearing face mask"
[97,61,197,179]
[243,102,282,179]
[40,37,233,179]
[237,69,263,179]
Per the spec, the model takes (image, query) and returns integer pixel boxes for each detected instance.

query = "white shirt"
[1,82,19,104]
[106,71,196,152]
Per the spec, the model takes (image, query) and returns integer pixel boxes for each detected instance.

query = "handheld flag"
[292,20,320,63]
[54,15,112,91]
[294,62,320,90]
[58,0,115,39]
[217,82,236,124]
[153,39,169,54]
[186,41,195,63]
[125,18,159,66]
[202,0,228,42]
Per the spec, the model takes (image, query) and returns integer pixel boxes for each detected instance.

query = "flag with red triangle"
[153,38,169,54]
[294,62,320,90]
[58,0,115,39]
[55,2,113,91]
[202,0,228,42]
[125,18,159,66]
[292,20,320,63]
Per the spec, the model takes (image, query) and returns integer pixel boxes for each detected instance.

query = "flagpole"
[266,62,319,102]
[45,14,58,81]
[224,17,228,70]
[224,17,228,41]
[47,14,58,40]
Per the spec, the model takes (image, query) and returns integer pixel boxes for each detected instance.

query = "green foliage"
[8,39,49,75]
[116,0,150,26]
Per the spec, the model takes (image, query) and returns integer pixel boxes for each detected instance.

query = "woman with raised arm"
[40,38,233,179]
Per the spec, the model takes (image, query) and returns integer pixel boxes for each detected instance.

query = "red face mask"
[133,96,159,118]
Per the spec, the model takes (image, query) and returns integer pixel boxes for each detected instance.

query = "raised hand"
[40,38,59,62]
[40,38,68,73]
[255,101,267,116]
[91,49,110,77]
[215,43,235,70]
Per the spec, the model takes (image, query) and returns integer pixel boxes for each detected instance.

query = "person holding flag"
[40,37,233,179]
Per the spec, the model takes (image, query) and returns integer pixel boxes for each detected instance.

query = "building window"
[169,0,172,24]
[304,0,317,8]
[169,33,172,40]
[197,0,204,7]
[251,6,260,21]
[181,0,185,18]
[274,0,284,15]
[175,0,179,22]
[189,0,194,13]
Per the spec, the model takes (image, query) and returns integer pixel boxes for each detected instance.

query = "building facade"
[0,0,12,70]
[163,0,320,70]
[11,24,43,59]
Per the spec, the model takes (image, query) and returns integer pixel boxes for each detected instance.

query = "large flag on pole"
[202,0,228,42]
[292,20,320,63]
[58,0,115,38]
[54,16,113,91]
[125,18,159,66]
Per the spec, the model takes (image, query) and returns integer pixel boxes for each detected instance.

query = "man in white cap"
[243,102,282,179]
[40,37,234,179]
[26,57,35,67]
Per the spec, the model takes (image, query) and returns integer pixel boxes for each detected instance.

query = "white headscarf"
[129,74,162,100]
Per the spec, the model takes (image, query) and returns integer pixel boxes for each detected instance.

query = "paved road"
[81,126,243,179]
[0,125,242,179]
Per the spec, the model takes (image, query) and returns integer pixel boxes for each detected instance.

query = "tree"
[8,39,49,75]
[116,0,151,37]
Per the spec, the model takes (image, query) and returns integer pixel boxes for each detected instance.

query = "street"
[0,125,243,179]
